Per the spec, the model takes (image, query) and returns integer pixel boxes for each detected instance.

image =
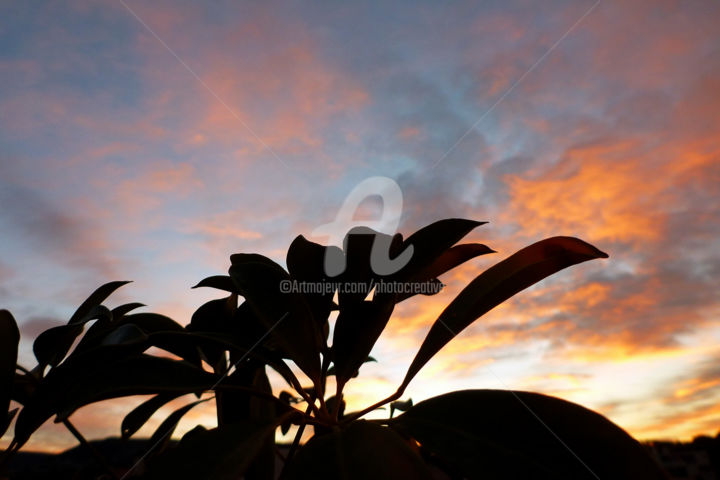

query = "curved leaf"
[337,228,403,306]
[390,390,668,480]
[191,275,237,293]
[121,393,182,440]
[0,310,20,436]
[34,305,112,368]
[400,237,608,391]
[187,295,238,370]
[147,397,212,455]
[397,243,495,302]
[286,235,339,332]
[110,302,146,318]
[397,219,486,279]
[68,280,131,324]
[229,254,321,383]
[282,420,433,479]
[100,323,149,346]
[33,324,84,368]
[332,299,394,389]
[13,355,219,448]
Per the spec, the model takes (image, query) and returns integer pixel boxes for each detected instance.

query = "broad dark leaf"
[286,235,339,334]
[229,254,321,383]
[191,275,237,293]
[34,305,112,367]
[396,219,486,279]
[147,397,212,455]
[13,355,218,448]
[188,295,238,370]
[397,243,495,302]
[401,237,608,391]
[332,300,394,389]
[110,302,146,318]
[121,393,182,440]
[145,417,286,480]
[391,390,668,480]
[0,310,20,436]
[337,228,404,306]
[72,304,144,354]
[32,324,84,368]
[100,323,148,346]
[282,420,433,480]
[68,280,131,324]
[149,330,300,392]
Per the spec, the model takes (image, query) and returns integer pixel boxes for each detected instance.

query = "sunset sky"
[1,0,719,451]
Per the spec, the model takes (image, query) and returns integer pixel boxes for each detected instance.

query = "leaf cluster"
[0,219,669,479]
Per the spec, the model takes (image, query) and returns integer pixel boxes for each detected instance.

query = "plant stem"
[281,402,313,478]
[341,388,403,424]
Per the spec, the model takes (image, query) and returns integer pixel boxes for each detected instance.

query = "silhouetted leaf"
[33,324,84,368]
[100,323,148,346]
[397,219,486,278]
[282,420,433,479]
[191,275,237,293]
[391,389,668,480]
[229,254,321,383]
[145,416,288,480]
[110,302,146,318]
[149,330,300,392]
[147,397,212,455]
[34,305,113,368]
[68,281,131,324]
[0,310,20,436]
[287,235,339,334]
[397,243,495,302]
[337,228,403,306]
[13,355,219,448]
[332,300,394,388]
[401,237,608,391]
[121,393,182,440]
[187,295,239,370]
[72,304,143,354]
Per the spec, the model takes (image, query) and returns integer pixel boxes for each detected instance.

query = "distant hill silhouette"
[5,434,720,480]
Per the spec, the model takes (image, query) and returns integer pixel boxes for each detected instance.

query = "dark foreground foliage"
[0,219,669,479]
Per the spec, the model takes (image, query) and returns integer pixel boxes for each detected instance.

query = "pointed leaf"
[110,302,145,318]
[68,281,131,324]
[332,299,394,388]
[282,420,433,479]
[401,237,608,390]
[34,305,112,368]
[33,324,84,368]
[147,397,212,455]
[229,254,321,382]
[13,354,219,448]
[391,390,667,480]
[397,219,486,279]
[122,393,182,440]
[287,235,339,332]
[191,275,237,293]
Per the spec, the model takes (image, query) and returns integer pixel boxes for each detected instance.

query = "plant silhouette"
[0,218,670,479]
